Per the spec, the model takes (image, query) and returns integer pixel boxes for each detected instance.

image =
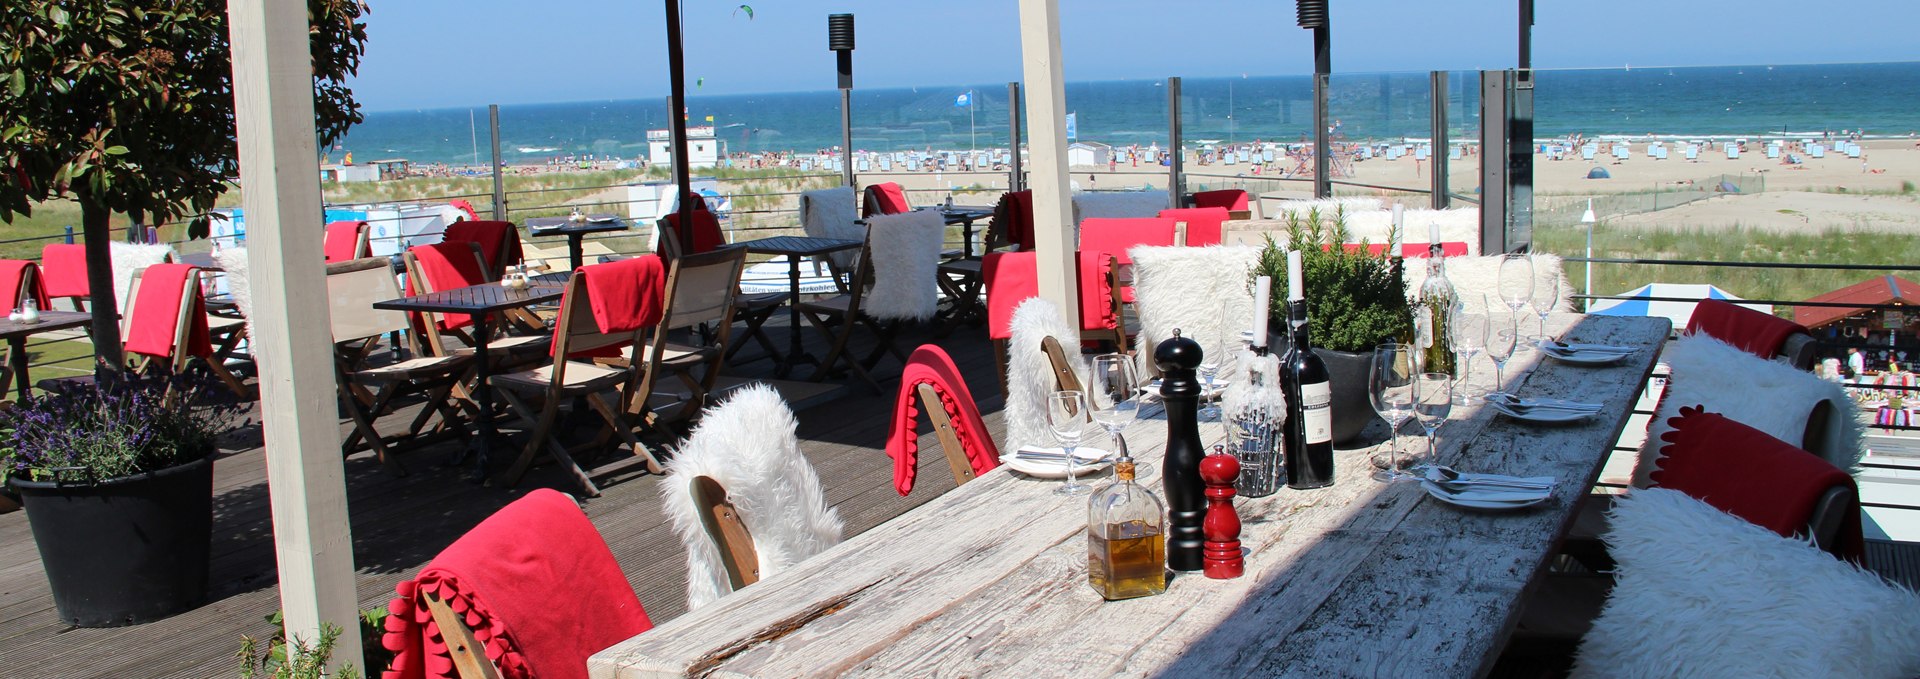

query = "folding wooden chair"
[620,246,746,435]
[860,181,912,218]
[403,242,549,361]
[656,215,785,364]
[327,257,475,474]
[441,220,523,281]
[934,193,1019,329]
[800,233,908,393]
[323,220,372,263]
[120,265,248,396]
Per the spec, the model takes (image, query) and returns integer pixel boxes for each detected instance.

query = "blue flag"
[954,92,971,107]
[1065,112,1078,141]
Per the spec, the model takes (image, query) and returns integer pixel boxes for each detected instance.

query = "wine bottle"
[1087,457,1167,600]
[1418,235,1458,375]
[1281,297,1335,489]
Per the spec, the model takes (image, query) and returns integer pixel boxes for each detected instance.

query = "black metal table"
[526,215,630,270]
[0,311,92,400]
[371,273,567,473]
[735,235,862,378]
[938,205,995,258]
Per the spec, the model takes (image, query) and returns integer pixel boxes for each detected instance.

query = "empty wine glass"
[1485,323,1517,396]
[1047,390,1093,496]
[1449,296,1486,401]
[1089,354,1150,477]
[1369,343,1417,483]
[1414,373,1454,463]
[1528,273,1561,347]
[1498,254,1535,321]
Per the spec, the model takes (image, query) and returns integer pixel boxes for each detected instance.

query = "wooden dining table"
[590,313,1670,678]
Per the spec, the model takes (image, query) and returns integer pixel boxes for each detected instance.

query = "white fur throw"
[1129,245,1261,377]
[1402,252,1572,315]
[662,384,843,611]
[1006,298,1088,452]
[211,247,253,338]
[111,241,177,314]
[1223,206,1479,256]
[1571,488,1920,679]
[862,209,944,322]
[1633,334,1864,488]
[1073,190,1171,227]
[803,187,861,269]
[1268,197,1383,219]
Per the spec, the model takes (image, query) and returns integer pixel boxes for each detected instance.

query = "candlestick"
[1286,250,1304,301]
[1251,275,1271,348]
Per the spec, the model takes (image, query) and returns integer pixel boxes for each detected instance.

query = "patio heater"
[1297,0,1330,198]
[830,13,856,188]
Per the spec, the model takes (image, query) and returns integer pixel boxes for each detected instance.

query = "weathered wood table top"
[591,313,1671,679]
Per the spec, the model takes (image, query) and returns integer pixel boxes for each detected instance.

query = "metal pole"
[1479,70,1509,254]
[489,105,505,220]
[1312,25,1331,198]
[840,88,855,188]
[1430,71,1450,209]
[1167,76,1183,208]
[664,0,694,234]
[1007,82,1023,191]
[1518,0,1534,70]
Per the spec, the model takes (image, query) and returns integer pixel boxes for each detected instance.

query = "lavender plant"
[2,367,244,485]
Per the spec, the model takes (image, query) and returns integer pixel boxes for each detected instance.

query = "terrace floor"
[0,315,1006,678]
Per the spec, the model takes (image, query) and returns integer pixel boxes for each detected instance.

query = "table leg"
[10,336,28,402]
[569,234,586,270]
[961,219,976,259]
[779,259,807,378]
[464,313,495,478]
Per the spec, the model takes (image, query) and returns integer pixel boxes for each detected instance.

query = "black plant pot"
[1267,331,1375,446]
[10,455,215,627]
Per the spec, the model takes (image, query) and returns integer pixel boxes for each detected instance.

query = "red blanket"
[39,243,89,299]
[324,221,368,262]
[409,242,488,330]
[887,345,999,496]
[1189,189,1249,211]
[983,251,1113,341]
[561,256,666,358]
[0,260,51,310]
[865,182,912,217]
[382,489,651,679]
[1685,298,1804,360]
[656,210,726,257]
[1080,217,1176,304]
[443,220,524,274]
[1077,251,1116,332]
[1003,190,1035,251]
[1156,207,1230,247]
[1651,406,1865,562]
[123,264,211,360]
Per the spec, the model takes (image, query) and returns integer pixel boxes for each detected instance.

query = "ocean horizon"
[333,61,1920,167]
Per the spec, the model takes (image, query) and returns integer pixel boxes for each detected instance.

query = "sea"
[333,61,1920,167]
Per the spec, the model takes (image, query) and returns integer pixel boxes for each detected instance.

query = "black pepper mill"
[1156,329,1207,572]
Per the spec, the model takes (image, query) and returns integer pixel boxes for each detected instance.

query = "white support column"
[227,0,360,665]
[1016,0,1079,316]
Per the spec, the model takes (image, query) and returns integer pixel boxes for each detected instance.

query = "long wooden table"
[591,313,1670,678]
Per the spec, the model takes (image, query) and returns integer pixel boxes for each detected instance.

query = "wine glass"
[1414,373,1454,463]
[1369,343,1417,482]
[1497,254,1534,339]
[1528,273,1561,347]
[1449,296,1486,401]
[1088,354,1150,477]
[1485,323,1517,396]
[1047,390,1094,496]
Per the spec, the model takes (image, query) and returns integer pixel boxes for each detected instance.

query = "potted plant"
[2,367,244,627]
[1253,207,1413,444]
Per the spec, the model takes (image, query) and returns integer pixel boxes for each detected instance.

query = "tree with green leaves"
[0,1,369,367]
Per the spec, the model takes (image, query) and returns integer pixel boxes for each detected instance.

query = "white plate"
[999,447,1113,479]
[1141,379,1230,399]
[1540,348,1630,366]
[1490,403,1595,424]
[1418,480,1551,509]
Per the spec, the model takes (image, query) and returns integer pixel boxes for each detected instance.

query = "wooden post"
[1015,0,1078,318]
[226,0,360,667]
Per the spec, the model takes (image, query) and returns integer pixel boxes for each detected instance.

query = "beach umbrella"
[1588,283,1768,330]
[1585,166,1611,179]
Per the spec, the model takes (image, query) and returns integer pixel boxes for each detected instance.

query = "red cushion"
[1651,406,1864,562]
[1189,189,1249,211]
[1156,207,1230,246]
[1685,298,1805,360]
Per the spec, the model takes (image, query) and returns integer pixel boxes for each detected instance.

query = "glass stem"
[1062,441,1079,490]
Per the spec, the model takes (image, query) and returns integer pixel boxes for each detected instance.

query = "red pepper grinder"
[1199,446,1244,579]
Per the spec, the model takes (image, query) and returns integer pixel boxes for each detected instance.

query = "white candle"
[1252,275,1271,347]
[1391,204,1405,252]
[1287,250,1305,301]
[1428,220,1442,246]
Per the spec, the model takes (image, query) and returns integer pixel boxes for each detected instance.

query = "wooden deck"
[0,315,1009,678]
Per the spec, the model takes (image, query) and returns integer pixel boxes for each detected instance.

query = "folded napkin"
[39,243,89,299]
[123,264,211,360]
[408,242,489,330]
[324,220,368,262]
[657,209,726,257]
[1685,298,1805,361]
[887,344,999,496]
[1156,207,1230,247]
[1189,189,1249,211]
[0,259,51,310]
[559,255,665,358]
[383,489,651,679]
[1650,406,1864,562]
[443,220,524,273]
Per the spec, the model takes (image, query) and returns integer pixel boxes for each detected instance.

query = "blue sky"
[351,0,1917,111]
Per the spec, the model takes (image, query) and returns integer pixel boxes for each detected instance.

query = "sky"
[350,0,1919,111]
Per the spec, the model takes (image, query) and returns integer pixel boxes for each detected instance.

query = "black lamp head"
[828,13,855,52]
[1295,0,1327,29]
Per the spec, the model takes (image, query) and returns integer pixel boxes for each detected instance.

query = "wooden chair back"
[690,475,761,591]
[403,242,492,355]
[1807,485,1856,557]
[121,265,204,373]
[914,382,979,487]
[630,247,746,412]
[1040,336,1085,394]
[422,590,506,679]
[549,273,644,364]
[326,258,412,344]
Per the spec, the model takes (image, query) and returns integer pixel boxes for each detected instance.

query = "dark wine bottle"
[1281,298,1335,489]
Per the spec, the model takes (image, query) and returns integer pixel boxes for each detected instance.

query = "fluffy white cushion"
[1129,245,1261,377]
[110,241,177,314]
[1006,298,1088,452]
[1073,190,1171,227]
[1223,205,1479,256]
[802,187,861,269]
[211,247,253,338]
[862,209,944,322]
[1634,334,1864,488]
[1402,252,1572,315]
[1267,197,1383,220]
[662,384,843,611]
[1572,488,1920,679]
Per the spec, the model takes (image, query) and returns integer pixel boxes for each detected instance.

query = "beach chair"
[327,256,475,474]
[1726,143,1740,160]
[1809,144,1825,158]
[1767,144,1781,159]
[1613,145,1630,161]
[121,264,247,396]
